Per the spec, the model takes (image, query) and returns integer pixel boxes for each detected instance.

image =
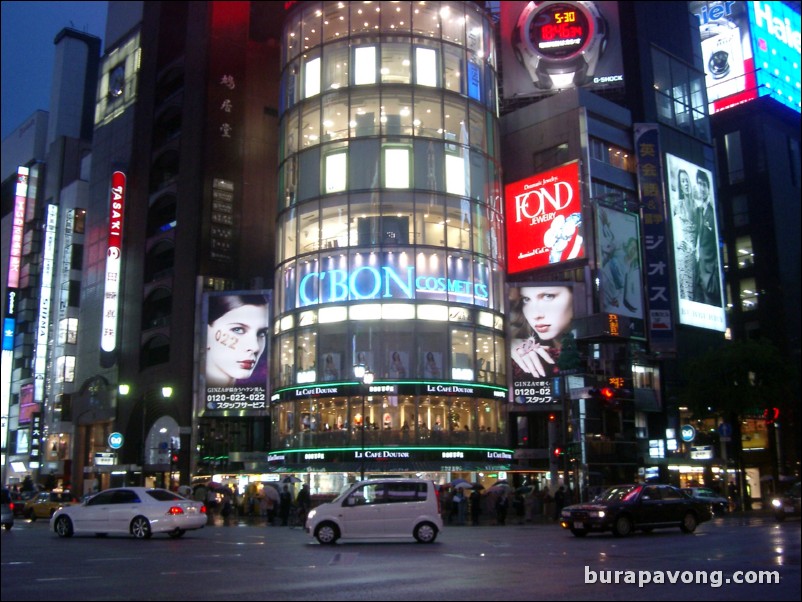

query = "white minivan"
[305,478,442,544]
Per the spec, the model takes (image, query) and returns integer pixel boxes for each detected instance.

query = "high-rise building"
[267,1,511,488]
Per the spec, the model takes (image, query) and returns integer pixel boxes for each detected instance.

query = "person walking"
[279,485,292,526]
[296,483,311,525]
[554,485,566,522]
[495,492,509,526]
[470,488,482,526]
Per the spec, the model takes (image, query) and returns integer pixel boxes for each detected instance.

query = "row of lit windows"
[272,316,506,390]
[284,2,495,65]
[277,192,503,262]
[283,87,497,154]
[284,39,496,112]
[280,138,501,209]
[272,396,505,450]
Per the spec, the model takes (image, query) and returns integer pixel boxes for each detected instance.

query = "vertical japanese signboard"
[634,124,675,353]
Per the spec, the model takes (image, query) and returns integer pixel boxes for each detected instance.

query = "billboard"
[596,205,644,320]
[499,1,624,98]
[505,161,585,275]
[100,171,126,354]
[201,291,271,415]
[507,282,586,405]
[691,1,800,115]
[665,154,726,332]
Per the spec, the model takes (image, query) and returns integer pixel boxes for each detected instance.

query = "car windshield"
[596,485,639,502]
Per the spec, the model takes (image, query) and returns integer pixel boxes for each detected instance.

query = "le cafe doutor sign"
[272,381,507,402]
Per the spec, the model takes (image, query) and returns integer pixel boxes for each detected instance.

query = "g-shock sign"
[531,4,591,57]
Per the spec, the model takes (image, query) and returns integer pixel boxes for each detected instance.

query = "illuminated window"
[325,151,347,193]
[354,46,376,85]
[735,235,754,269]
[739,278,758,311]
[304,56,321,98]
[384,147,410,188]
[445,152,466,196]
[415,47,437,87]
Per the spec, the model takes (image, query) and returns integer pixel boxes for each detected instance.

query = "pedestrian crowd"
[439,482,572,526]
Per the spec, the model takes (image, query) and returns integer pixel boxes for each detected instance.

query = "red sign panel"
[505,161,584,275]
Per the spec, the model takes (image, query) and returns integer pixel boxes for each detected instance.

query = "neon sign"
[298,265,490,306]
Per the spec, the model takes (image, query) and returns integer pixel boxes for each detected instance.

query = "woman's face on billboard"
[206,304,268,386]
[520,286,573,342]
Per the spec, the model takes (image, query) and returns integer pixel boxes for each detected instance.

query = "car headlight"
[589,510,605,518]
[771,498,782,508]
[306,509,316,520]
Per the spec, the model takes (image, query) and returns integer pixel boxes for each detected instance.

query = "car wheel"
[131,516,152,539]
[570,528,588,537]
[315,521,340,545]
[612,515,633,537]
[168,529,185,539]
[54,516,73,538]
[413,521,438,543]
[26,509,36,521]
[680,512,698,533]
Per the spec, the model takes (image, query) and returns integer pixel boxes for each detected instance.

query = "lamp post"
[354,364,374,481]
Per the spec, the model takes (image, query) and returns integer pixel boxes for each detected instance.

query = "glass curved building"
[270,1,511,483]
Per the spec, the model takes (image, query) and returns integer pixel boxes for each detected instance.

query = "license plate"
[574,521,584,529]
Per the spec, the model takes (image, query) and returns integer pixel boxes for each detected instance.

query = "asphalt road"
[1,513,799,601]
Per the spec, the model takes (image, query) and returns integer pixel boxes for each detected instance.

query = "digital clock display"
[529,3,591,59]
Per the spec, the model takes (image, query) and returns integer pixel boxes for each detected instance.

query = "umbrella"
[282,475,302,483]
[515,485,534,494]
[451,478,470,487]
[488,483,512,494]
[472,483,485,490]
[207,481,229,490]
[453,482,474,490]
[260,484,280,502]
[491,480,509,487]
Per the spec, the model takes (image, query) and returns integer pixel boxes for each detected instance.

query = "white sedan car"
[50,487,207,539]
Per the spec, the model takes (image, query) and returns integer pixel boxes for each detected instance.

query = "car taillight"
[9,502,13,511]
[435,487,441,515]
[200,504,207,514]
[167,506,185,515]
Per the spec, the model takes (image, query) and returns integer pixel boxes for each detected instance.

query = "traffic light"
[552,445,564,458]
[588,387,615,401]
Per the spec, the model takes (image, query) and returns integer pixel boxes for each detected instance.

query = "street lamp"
[354,364,374,481]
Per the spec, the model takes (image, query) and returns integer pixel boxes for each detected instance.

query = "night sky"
[1,1,108,140]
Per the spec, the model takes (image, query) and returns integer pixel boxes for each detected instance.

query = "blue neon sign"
[748,1,801,113]
[299,264,489,306]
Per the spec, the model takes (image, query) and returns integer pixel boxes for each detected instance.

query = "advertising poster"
[690,1,756,114]
[499,1,624,98]
[202,291,271,415]
[507,282,585,405]
[665,154,726,332]
[505,161,584,275]
[597,206,644,320]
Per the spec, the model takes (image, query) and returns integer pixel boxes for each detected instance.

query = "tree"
[678,338,796,497]
[679,338,792,419]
